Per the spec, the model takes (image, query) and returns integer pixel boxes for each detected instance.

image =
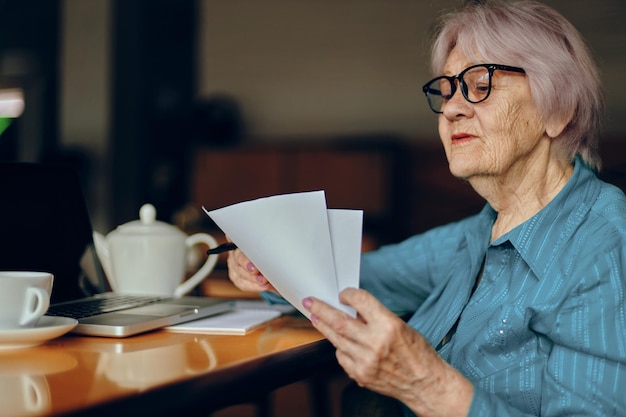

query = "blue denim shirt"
[361,157,626,416]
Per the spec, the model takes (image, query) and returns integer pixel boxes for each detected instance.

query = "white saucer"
[0,316,78,351]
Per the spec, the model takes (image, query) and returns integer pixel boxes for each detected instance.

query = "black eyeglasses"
[422,64,526,114]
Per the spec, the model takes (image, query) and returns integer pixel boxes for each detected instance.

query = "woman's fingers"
[226,249,275,292]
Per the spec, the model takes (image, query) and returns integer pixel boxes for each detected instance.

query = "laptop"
[0,162,234,337]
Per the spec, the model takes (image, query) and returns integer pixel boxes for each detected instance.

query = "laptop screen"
[0,162,108,303]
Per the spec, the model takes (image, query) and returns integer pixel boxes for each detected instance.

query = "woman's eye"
[475,83,489,93]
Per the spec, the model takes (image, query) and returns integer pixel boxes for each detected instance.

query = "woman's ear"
[546,109,574,138]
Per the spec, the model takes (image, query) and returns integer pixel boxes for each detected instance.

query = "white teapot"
[93,204,219,298]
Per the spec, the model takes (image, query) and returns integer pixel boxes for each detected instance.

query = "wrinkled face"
[438,46,548,181]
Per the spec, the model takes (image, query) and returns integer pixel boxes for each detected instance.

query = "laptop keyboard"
[47,293,171,319]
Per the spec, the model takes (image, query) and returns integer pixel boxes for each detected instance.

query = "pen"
[206,242,238,255]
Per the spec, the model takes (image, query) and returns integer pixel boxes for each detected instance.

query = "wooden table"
[0,314,339,417]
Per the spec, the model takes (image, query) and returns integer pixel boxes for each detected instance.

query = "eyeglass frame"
[422,63,526,114]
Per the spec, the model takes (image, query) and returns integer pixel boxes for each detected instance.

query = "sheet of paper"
[327,209,362,317]
[204,191,362,318]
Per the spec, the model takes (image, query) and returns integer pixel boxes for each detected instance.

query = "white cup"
[0,272,53,330]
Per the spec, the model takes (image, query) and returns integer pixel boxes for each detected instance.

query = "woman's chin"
[447,161,475,180]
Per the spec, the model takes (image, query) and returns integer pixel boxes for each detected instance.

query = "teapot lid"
[113,203,184,237]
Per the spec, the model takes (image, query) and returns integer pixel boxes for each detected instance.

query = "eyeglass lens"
[426,66,492,113]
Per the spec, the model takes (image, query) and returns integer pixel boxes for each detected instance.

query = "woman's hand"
[225,236,276,293]
[302,288,473,417]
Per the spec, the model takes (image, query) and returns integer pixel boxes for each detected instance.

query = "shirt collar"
[490,157,600,279]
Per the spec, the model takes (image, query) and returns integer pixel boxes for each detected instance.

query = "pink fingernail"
[302,297,313,309]
[256,275,264,283]
[247,262,255,271]
[310,313,319,324]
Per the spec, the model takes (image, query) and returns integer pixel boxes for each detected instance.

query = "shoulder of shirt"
[592,179,626,218]
[586,178,626,243]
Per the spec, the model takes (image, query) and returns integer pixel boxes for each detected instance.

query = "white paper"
[204,191,362,318]
[327,209,362,317]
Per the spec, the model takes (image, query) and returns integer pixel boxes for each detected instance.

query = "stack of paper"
[166,309,281,335]
[166,300,293,335]
[204,190,363,319]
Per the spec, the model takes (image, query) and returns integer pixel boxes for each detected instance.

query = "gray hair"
[430,0,604,171]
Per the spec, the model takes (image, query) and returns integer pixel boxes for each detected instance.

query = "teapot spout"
[92,231,119,292]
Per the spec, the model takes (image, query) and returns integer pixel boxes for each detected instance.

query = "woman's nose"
[442,86,472,119]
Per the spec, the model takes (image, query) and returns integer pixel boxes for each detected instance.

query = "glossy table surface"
[0,313,335,417]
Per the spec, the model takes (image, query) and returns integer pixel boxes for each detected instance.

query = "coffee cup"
[0,272,53,330]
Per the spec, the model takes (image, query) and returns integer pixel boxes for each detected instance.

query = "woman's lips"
[451,133,475,143]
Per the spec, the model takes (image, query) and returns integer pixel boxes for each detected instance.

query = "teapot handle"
[174,233,219,297]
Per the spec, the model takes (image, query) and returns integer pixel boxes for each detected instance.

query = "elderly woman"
[226,0,626,415]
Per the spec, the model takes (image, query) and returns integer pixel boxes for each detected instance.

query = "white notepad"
[165,308,282,335]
